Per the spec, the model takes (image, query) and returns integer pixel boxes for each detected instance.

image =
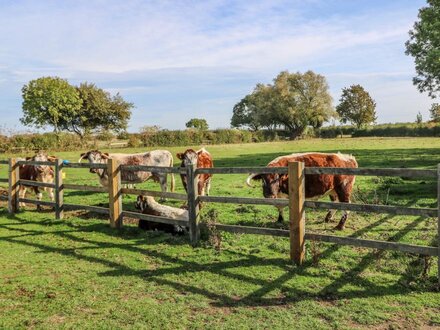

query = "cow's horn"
[246,173,258,187]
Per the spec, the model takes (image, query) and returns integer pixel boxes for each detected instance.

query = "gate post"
[108,158,122,228]
[55,159,64,219]
[288,161,305,265]
[187,164,200,246]
[8,158,19,214]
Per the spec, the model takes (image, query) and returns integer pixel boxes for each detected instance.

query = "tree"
[185,118,209,130]
[416,111,423,124]
[405,1,440,98]
[231,70,335,138]
[21,78,133,138]
[66,82,132,138]
[429,103,440,122]
[21,77,82,133]
[336,84,377,129]
[273,71,334,137]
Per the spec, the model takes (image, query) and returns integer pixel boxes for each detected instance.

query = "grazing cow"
[78,150,175,196]
[177,148,213,196]
[18,151,56,210]
[246,152,358,230]
[135,195,187,234]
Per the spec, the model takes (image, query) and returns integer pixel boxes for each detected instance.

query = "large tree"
[231,71,334,138]
[336,84,377,129]
[21,77,82,133]
[273,71,334,137]
[21,78,133,138]
[405,0,440,98]
[67,82,132,137]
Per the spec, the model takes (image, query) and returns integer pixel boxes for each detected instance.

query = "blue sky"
[0,0,433,133]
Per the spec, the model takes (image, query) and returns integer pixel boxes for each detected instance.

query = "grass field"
[0,137,439,329]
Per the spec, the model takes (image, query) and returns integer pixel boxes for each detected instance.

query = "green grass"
[0,137,439,329]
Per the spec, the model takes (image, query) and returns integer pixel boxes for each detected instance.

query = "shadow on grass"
[0,208,437,309]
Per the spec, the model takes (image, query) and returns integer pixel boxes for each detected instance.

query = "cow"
[177,148,213,196]
[246,152,358,230]
[135,195,187,234]
[78,150,175,197]
[18,151,56,210]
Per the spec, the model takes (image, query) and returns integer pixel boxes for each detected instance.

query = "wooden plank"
[305,200,437,218]
[198,195,289,207]
[108,158,122,228]
[121,188,187,201]
[187,164,200,246]
[18,198,56,207]
[195,167,288,175]
[63,162,107,169]
[63,203,110,215]
[305,167,437,178]
[19,180,56,188]
[437,164,440,284]
[195,166,436,178]
[8,158,19,213]
[289,161,305,265]
[122,210,189,227]
[207,223,289,237]
[305,233,438,256]
[17,160,54,166]
[121,165,182,174]
[0,178,8,183]
[55,159,63,219]
[63,184,107,193]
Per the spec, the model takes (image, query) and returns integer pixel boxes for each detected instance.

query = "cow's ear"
[176,153,183,160]
[80,152,87,158]
[102,153,110,159]
[252,174,263,181]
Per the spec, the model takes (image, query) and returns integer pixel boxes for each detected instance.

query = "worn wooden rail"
[1,158,439,283]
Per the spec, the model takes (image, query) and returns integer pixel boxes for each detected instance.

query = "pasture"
[0,137,439,329]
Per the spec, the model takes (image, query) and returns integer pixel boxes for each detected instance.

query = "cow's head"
[28,151,56,175]
[246,172,286,199]
[176,149,198,168]
[135,195,146,211]
[78,150,109,173]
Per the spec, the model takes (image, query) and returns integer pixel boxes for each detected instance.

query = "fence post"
[8,158,19,214]
[187,164,200,246]
[55,159,64,219]
[108,158,122,228]
[288,161,305,265]
[437,164,440,286]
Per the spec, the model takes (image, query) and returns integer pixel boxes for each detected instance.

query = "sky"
[0,0,434,133]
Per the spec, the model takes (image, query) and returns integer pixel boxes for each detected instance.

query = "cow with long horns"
[246,152,358,230]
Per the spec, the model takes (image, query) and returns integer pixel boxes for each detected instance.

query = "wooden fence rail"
[0,158,439,282]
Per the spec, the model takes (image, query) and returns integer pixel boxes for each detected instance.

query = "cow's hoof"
[277,215,284,223]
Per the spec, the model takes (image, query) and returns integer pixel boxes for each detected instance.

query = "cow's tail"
[169,156,175,192]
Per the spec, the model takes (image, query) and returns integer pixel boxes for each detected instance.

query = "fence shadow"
[0,210,436,309]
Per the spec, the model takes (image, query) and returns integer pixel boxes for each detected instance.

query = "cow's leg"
[158,174,167,202]
[35,187,43,211]
[276,206,285,222]
[335,189,351,230]
[19,187,26,208]
[205,178,211,196]
[325,191,338,223]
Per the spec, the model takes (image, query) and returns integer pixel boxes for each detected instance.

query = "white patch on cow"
[269,152,356,166]
[142,196,188,220]
[335,152,356,162]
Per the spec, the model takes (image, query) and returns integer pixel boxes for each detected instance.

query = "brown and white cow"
[18,151,56,210]
[177,148,213,196]
[78,150,175,196]
[246,152,358,230]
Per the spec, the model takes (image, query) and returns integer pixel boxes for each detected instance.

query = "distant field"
[0,137,439,329]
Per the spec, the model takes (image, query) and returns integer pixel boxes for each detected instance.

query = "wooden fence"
[0,158,439,282]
